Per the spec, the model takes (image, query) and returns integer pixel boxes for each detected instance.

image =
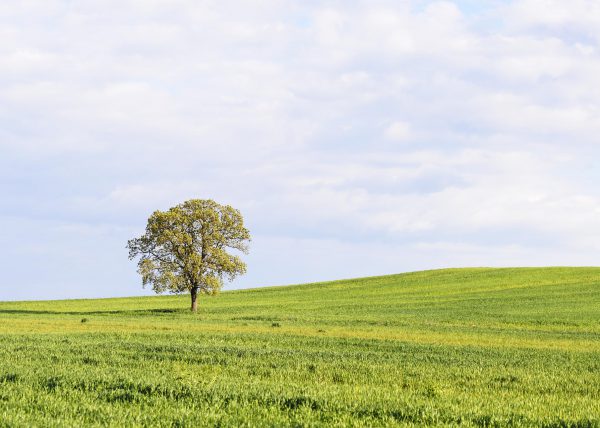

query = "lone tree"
[127,199,250,312]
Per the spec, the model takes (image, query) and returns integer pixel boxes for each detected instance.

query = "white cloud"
[2,0,600,299]
[385,121,412,141]
[504,0,600,34]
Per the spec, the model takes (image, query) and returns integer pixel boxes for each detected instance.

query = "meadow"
[0,267,599,427]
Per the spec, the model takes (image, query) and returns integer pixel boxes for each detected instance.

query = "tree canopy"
[127,199,250,311]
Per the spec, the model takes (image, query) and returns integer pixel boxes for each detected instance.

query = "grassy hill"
[0,267,599,426]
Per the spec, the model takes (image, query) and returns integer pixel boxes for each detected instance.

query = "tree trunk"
[190,287,199,312]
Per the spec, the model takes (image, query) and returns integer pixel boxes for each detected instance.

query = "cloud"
[504,0,600,36]
[385,121,412,141]
[1,0,600,300]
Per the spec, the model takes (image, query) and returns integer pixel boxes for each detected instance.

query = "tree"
[127,199,250,312]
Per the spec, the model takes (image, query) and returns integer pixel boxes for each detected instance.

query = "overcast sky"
[2,0,600,301]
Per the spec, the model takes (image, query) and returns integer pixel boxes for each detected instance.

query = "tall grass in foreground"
[0,267,599,426]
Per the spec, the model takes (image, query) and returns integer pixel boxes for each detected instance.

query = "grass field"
[0,267,599,427]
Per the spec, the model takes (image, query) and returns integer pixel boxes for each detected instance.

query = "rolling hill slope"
[0,267,599,426]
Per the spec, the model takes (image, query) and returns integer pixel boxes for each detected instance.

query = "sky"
[2,0,600,301]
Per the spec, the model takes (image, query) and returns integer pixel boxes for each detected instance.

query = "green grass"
[0,267,599,427]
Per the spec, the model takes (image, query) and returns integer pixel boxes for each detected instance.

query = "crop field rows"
[0,267,599,426]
